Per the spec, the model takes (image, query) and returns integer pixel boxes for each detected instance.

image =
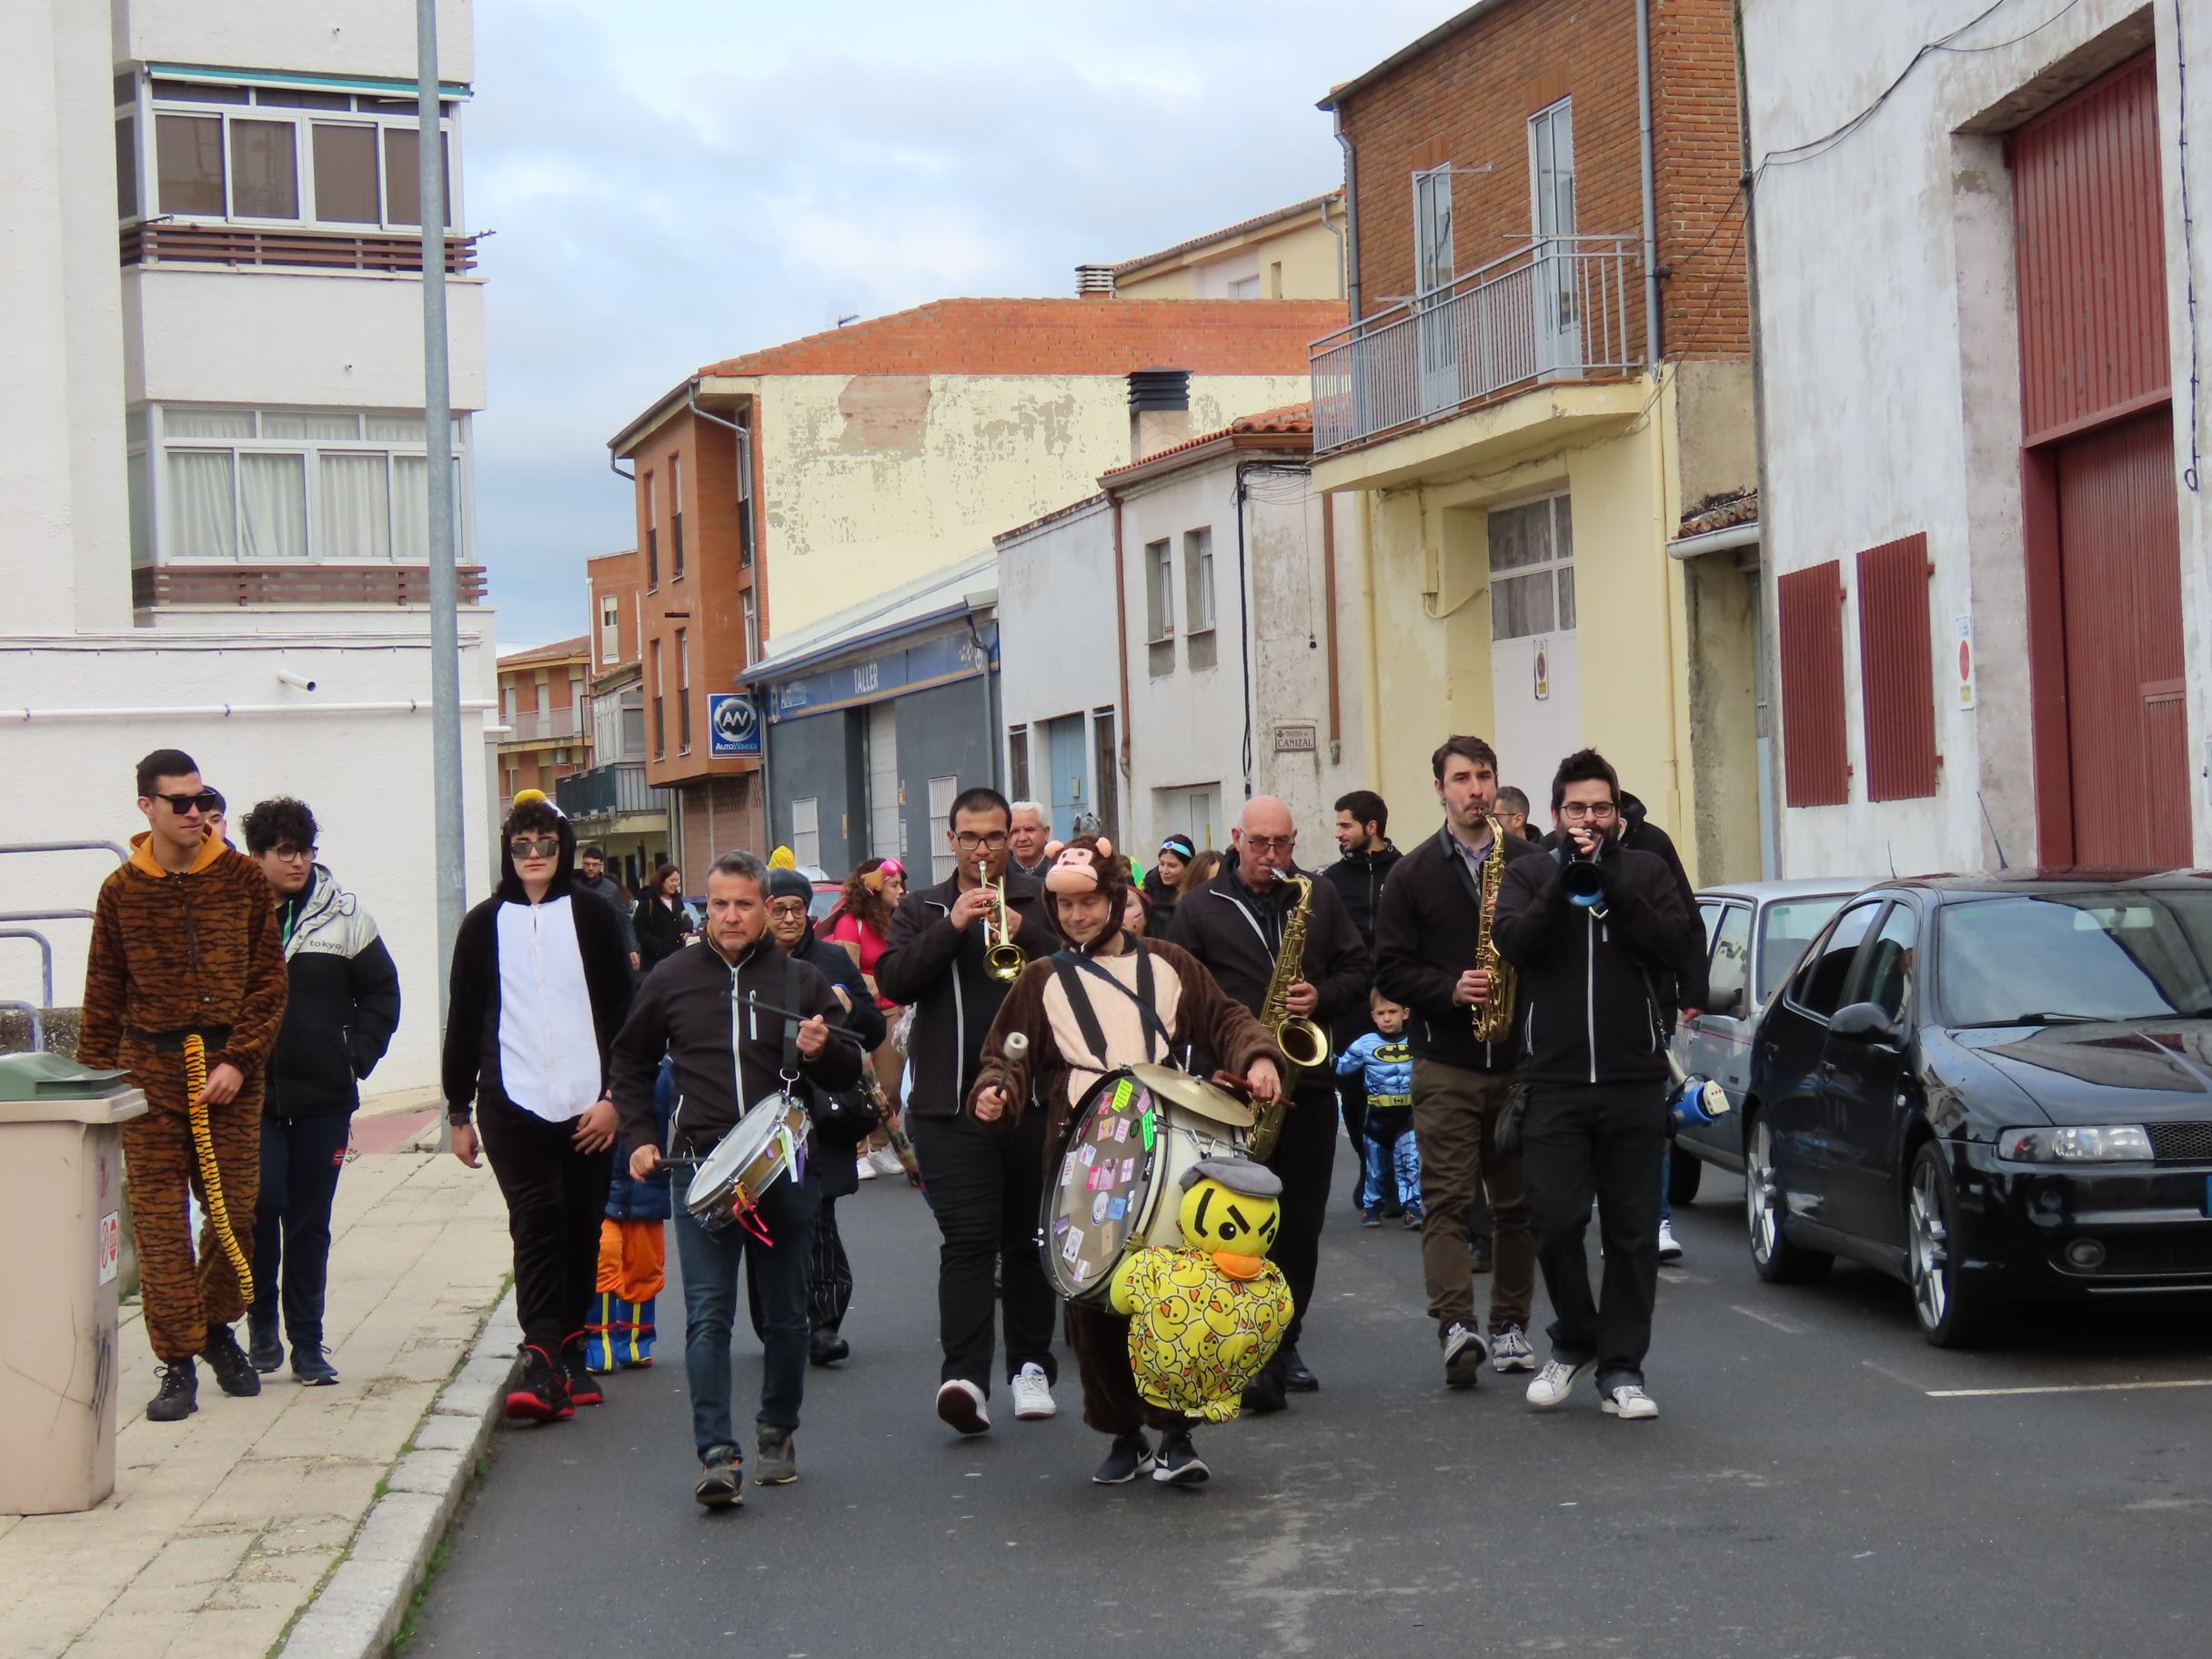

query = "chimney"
[1128,368,1191,461]
[1075,264,1116,297]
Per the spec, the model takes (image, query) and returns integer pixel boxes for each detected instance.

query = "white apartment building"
[2,0,498,1092]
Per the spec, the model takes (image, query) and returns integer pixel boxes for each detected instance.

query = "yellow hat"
[769,845,797,870]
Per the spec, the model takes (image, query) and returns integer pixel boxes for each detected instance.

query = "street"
[414,1143,2212,1658]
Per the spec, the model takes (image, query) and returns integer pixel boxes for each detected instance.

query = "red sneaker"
[504,1344,575,1423]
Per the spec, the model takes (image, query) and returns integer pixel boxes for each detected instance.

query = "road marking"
[1859,1358,1933,1392]
[1729,1302,1807,1334]
[1927,1378,2212,1399]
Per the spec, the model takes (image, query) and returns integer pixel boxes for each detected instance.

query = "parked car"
[686,865,840,925]
[1743,870,2212,1346]
[1668,879,1864,1201]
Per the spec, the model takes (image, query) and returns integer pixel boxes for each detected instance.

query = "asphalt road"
[414,1143,2212,1659]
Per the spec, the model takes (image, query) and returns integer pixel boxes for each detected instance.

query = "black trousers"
[478,1093,614,1354]
[1262,1081,1338,1354]
[908,1108,1059,1393]
[251,1109,353,1348]
[1522,1079,1667,1391]
[810,1196,854,1333]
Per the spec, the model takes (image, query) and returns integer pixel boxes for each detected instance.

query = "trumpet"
[982,878,1026,983]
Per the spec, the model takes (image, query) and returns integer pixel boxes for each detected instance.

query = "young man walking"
[240,796,401,1386]
[874,787,1061,1434]
[1494,749,1705,1421]
[1374,737,1543,1388]
[577,845,641,971]
[79,750,289,1421]
[1322,789,1399,1198]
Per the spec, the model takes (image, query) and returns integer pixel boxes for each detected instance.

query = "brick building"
[553,547,675,890]
[494,635,591,814]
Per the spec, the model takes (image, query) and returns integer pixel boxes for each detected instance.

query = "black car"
[1744,870,2212,1346]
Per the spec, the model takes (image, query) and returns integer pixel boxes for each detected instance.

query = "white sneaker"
[1525,1356,1596,1410]
[1490,1323,1536,1373]
[1010,1362,1057,1421]
[867,1146,905,1178]
[1442,1322,1488,1388]
[935,1377,990,1434]
[1603,1383,1659,1421]
[1657,1221,1683,1263]
[855,1155,879,1181]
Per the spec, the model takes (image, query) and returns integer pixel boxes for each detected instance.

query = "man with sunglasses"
[874,786,1060,1435]
[79,750,289,1423]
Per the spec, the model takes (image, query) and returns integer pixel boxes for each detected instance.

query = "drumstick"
[1003,1033,1030,1063]
[739,990,868,1046]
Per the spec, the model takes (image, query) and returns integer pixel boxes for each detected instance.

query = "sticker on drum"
[1061,1230,1081,1262]
[1091,1192,1110,1224]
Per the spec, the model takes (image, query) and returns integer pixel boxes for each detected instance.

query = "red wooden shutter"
[1856,534,1938,800]
[1778,561,1850,807]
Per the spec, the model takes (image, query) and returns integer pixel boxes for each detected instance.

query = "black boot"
[809,1327,850,1367]
[201,1323,262,1397]
[1241,1360,1288,1416]
[1281,1346,1319,1393]
[248,1312,283,1374]
[146,1359,198,1423]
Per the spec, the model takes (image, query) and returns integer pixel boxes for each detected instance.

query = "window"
[929,776,960,880]
[598,596,619,664]
[791,798,821,869]
[1529,100,1577,245]
[650,639,665,757]
[155,407,462,563]
[1008,726,1030,803]
[1756,896,1850,1002]
[1145,539,1175,639]
[116,114,138,218]
[1414,164,1454,296]
[1488,494,1574,641]
[1861,904,1918,1024]
[741,587,759,667]
[1227,275,1260,299]
[1790,901,1881,1020]
[676,628,691,752]
[1708,903,1753,1015]
[669,455,685,579]
[1182,528,1217,670]
[644,473,658,588]
[737,427,755,567]
[156,115,225,216]
[1092,709,1119,847]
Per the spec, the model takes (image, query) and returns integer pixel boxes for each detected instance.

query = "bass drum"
[1038,1063,1253,1304]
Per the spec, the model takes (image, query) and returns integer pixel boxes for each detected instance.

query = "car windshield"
[1938,890,2212,1026]
[1756,897,1850,1002]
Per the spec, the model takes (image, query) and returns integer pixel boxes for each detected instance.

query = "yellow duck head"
[1177,1159,1283,1282]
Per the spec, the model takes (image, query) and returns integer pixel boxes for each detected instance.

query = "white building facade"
[994,498,1121,849]
[1744,0,2211,878]
[2,0,498,1092]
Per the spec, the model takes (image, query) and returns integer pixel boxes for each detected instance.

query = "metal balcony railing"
[503,706,586,744]
[1310,237,1642,454]
[557,760,672,821]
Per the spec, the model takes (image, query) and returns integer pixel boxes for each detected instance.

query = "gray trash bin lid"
[0,1052,133,1101]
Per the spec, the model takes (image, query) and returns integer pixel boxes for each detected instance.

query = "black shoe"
[694,1444,744,1509]
[1241,1364,1288,1416]
[247,1315,283,1374]
[1281,1347,1318,1393]
[504,1344,574,1423]
[809,1329,850,1367]
[1470,1238,1494,1274]
[563,1350,604,1408]
[1152,1429,1210,1485]
[1091,1430,1154,1484]
[146,1359,198,1423]
[201,1323,262,1398]
[290,1343,340,1387]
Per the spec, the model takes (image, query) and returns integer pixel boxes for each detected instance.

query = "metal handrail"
[0,840,128,863]
[1309,236,1640,349]
[0,843,124,1054]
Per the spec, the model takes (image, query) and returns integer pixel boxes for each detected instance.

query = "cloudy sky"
[467,0,1447,648]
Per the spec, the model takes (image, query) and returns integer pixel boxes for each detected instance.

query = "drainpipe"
[1333,108,1362,323]
[1321,487,1342,763]
[1110,493,1133,777]
[1232,463,1261,799]
[1635,0,1661,365]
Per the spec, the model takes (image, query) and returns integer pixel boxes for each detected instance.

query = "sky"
[466,0,1449,649]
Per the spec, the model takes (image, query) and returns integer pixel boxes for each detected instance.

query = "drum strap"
[1052,945,1173,1066]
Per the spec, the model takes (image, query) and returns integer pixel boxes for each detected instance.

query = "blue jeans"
[671,1172,818,1460]
[251,1111,352,1347]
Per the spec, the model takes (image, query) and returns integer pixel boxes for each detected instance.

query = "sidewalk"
[0,1096,515,1659]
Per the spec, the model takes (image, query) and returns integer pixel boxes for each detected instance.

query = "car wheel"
[1905,1141,1996,1349]
[1745,1114,1832,1284]
[1667,1144,1703,1206]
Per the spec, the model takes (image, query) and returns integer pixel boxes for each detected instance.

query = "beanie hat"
[767,867,814,905]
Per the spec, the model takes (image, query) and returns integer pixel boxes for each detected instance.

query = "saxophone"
[1469,813,1518,1044]
[1249,870,1330,1160]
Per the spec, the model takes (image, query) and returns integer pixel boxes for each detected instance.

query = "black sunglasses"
[509,836,561,859]
[153,791,221,815]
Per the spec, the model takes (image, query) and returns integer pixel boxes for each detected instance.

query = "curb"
[276,1288,522,1659]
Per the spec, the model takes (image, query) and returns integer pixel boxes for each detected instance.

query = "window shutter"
[1856,534,1938,800]
[1777,560,1850,807]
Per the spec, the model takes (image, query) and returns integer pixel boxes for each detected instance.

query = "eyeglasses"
[953,832,1010,852]
[1242,834,1296,852]
[269,845,317,862]
[509,836,560,859]
[153,791,221,816]
[768,900,809,920]
[1558,802,1618,821]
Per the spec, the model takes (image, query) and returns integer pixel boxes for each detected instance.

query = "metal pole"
[418,0,465,1031]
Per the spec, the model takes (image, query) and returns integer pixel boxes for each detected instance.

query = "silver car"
[1666,877,1868,1203]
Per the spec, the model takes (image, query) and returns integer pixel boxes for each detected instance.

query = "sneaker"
[290,1343,341,1387]
[1443,1322,1489,1389]
[1092,1430,1154,1484]
[935,1377,990,1435]
[868,1146,905,1178]
[146,1359,198,1423]
[1402,1207,1424,1232]
[1526,1356,1597,1410]
[563,1352,604,1408]
[1658,1221,1684,1263]
[855,1154,880,1181]
[754,1428,799,1484]
[200,1323,262,1398]
[1490,1324,1536,1373]
[809,1328,850,1367]
[1281,1347,1318,1393]
[505,1344,574,1423]
[247,1316,283,1374]
[1010,1362,1057,1420]
[1152,1429,1211,1485]
[1604,1383,1660,1421]
[1360,1208,1382,1228]
[694,1443,744,1509]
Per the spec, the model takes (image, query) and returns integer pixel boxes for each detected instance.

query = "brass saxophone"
[1469,813,1518,1044]
[1249,870,1330,1160]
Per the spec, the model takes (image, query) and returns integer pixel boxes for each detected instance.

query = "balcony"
[121,221,480,276]
[502,706,586,745]
[1310,237,1641,455]
[557,760,673,826]
[135,562,487,608]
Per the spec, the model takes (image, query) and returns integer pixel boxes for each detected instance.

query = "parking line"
[1926,1378,2212,1399]
[1728,1303,1807,1335]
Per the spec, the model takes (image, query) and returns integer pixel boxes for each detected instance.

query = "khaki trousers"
[1412,1057,1534,1338]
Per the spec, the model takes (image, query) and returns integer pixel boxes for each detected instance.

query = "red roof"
[498,634,591,669]
[1098,401,1315,481]
[1232,401,1315,435]
[699,298,1345,378]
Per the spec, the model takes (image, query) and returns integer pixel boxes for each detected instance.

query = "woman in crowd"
[1141,834,1192,932]
[1123,886,1152,939]
[825,857,909,1180]
[633,862,693,973]
[1176,848,1223,902]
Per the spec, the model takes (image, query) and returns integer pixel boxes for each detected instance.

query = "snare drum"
[1039,1063,1255,1304]
[686,1092,810,1234]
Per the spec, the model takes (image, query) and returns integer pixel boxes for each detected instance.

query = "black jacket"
[266,865,401,1117]
[442,816,635,1123]
[873,870,1057,1118]
[1373,823,1543,1072]
[1163,856,1371,1099]
[609,935,863,1166]
[1537,792,1706,1009]
[1318,841,1401,952]
[789,923,887,1198]
[1492,839,1706,1087]
[634,893,694,971]
[1140,867,1181,936]
[574,871,639,956]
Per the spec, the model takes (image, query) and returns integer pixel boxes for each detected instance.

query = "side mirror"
[1707,986,1744,1018]
[1829,1000,1900,1042]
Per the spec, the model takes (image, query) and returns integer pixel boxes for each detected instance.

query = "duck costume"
[1107,1159,1293,1423]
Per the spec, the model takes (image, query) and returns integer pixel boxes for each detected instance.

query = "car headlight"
[1997,1125,2154,1163]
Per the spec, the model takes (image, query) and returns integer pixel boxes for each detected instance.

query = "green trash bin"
[0,1053,147,1514]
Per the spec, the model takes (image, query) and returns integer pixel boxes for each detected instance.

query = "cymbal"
[1129,1062,1254,1130]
